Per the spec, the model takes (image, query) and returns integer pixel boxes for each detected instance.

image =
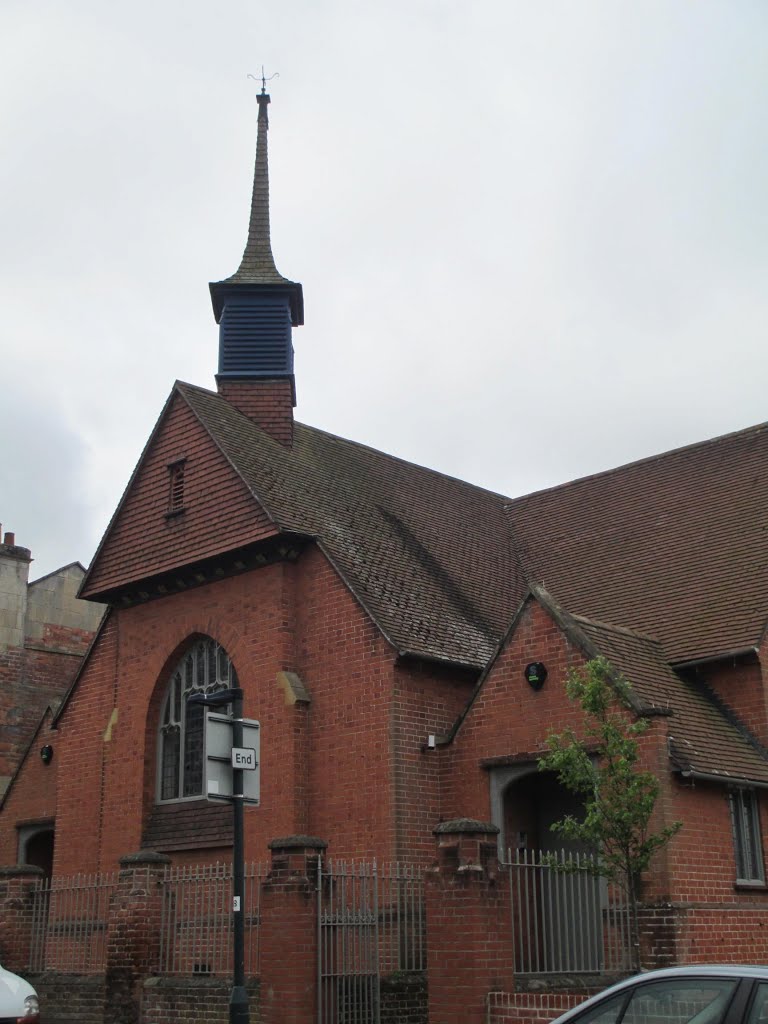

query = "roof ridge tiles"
[570,613,664,648]
[178,379,514,503]
[505,419,768,509]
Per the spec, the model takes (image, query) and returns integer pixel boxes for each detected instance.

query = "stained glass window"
[158,638,238,802]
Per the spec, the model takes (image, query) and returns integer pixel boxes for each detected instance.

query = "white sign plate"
[232,747,257,770]
[204,713,260,804]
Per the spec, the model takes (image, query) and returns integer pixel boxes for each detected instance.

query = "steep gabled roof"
[574,614,768,786]
[450,587,768,786]
[178,382,517,667]
[507,421,768,664]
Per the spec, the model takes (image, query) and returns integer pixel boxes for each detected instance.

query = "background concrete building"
[0,527,104,799]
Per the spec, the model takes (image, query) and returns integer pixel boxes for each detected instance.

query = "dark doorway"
[23,828,55,878]
[503,769,586,856]
[504,770,602,971]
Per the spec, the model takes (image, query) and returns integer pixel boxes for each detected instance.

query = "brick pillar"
[104,850,170,1024]
[0,864,43,973]
[259,835,326,1024]
[638,902,680,969]
[426,819,514,1024]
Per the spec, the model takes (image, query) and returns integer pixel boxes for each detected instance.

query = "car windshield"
[574,979,739,1024]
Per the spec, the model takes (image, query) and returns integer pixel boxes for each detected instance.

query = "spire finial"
[209,72,303,327]
[248,68,279,96]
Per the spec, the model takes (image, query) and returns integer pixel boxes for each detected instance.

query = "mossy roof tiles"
[506,422,768,664]
[179,382,517,667]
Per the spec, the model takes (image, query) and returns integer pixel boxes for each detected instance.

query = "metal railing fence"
[318,859,426,1024]
[28,852,629,987]
[29,870,121,973]
[158,860,265,975]
[506,848,633,974]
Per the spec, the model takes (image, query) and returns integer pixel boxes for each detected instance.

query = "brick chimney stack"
[0,527,32,652]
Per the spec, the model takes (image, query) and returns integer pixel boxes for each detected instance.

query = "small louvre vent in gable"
[218,294,293,377]
[167,460,186,514]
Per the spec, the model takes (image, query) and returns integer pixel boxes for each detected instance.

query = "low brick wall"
[141,976,260,1024]
[29,972,107,1024]
[380,971,427,1024]
[487,989,596,1024]
[675,905,768,963]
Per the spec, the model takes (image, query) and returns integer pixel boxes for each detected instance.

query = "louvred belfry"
[209,87,303,446]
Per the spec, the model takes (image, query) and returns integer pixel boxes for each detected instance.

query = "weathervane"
[247,67,279,95]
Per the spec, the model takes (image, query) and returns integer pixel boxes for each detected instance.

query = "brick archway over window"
[157,637,238,803]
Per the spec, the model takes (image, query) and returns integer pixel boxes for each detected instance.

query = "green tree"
[538,656,681,968]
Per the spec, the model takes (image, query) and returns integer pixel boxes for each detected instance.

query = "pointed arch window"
[157,638,238,802]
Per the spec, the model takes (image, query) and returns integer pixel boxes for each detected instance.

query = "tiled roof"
[209,95,302,324]
[507,422,768,663]
[178,382,517,667]
[573,613,768,786]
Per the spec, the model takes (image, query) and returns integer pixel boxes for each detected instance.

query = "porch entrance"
[503,770,605,973]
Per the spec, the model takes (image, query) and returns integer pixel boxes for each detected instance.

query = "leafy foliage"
[538,656,681,903]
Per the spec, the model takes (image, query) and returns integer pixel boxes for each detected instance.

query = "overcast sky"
[2,0,767,580]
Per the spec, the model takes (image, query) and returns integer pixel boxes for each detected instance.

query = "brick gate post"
[259,835,326,1024]
[426,819,515,1024]
[104,849,170,1024]
[0,864,44,973]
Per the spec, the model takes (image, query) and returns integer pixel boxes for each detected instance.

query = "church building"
[3,86,768,1021]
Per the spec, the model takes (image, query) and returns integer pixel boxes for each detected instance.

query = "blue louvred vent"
[218,293,293,377]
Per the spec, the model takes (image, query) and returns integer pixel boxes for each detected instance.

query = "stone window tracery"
[157,638,237,802]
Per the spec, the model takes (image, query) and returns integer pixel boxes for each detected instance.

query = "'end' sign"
[231,747,257,770]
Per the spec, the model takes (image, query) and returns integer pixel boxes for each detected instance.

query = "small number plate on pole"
[233,896,240,912]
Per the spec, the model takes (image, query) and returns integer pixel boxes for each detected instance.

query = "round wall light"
[524,663,547,691]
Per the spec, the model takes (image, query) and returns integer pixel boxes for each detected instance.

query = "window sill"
[164,508,186,521]
[735,880,766,891]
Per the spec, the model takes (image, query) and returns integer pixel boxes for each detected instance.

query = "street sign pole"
[230,686,248,1024]
[188,686,251,1024]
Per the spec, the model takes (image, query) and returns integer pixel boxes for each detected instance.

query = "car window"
[621,979,738,1024]
[571,993,627,1024]
[747,983,768,1024]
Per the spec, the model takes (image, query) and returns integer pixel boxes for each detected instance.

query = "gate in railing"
[317,860,425,1024]
[506,849,633,974]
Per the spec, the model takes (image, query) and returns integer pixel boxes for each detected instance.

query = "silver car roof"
[551,965,768,1024]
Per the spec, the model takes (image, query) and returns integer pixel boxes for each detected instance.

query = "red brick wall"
[53,613,120,875]
[217,379,294,447]
[442,596,768,962]
[296,544,398,860]
[487,991,597,1024]
[0,622,89,782]
[53,543,453,873]
[392,661,475,862]
[675,905,768,962]
[443,599,593,821]
[30,974,106,1024]
[141,977,259,1024]
[442,599,681,899]
[82,390,278,599]
[0,713,57,864]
